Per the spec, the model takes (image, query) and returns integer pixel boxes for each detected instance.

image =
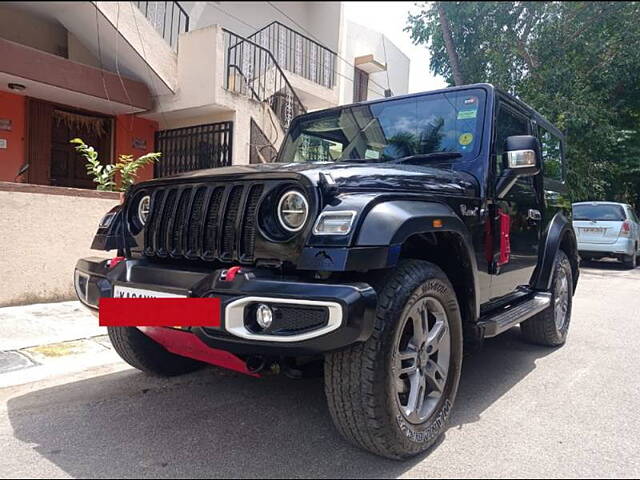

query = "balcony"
[133,1,190,51]
[248,21,337,90]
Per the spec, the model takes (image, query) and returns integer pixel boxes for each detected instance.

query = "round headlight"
[277,190,309,232]
[137,195,151,225]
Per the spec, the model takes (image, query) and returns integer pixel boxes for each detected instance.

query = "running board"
[479,292,552,338]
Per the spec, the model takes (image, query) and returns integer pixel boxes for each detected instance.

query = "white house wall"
[338,20,410,105]
[181,1,342,52]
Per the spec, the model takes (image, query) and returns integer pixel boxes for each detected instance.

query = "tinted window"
[280,89,487,164]
[573,204,626,221]
[495,105,529,173]
[539,126,563,181]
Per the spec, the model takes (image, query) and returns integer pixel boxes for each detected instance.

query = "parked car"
[573,201,640,268]
[75,83,579,459]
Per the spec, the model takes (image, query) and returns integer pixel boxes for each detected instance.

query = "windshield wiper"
[339,151,462,164]
[391,152,463,164]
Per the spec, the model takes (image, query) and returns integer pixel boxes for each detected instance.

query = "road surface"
[1,261,639,478]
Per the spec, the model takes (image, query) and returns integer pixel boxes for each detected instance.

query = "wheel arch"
[532,212,579,293]
[356,200,480,324]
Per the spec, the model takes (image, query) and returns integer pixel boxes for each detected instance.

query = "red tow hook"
[221,266,242,282]
[107,256,126,269]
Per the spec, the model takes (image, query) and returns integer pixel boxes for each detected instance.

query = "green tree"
[407,1,640,208]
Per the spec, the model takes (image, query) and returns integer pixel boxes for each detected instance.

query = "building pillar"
[114,114,159,182]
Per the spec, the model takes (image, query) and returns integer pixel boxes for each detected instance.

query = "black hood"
[139,162,479,197]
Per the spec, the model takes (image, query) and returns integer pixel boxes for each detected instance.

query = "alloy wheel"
[554,267,570,330]
[394,296,451,424]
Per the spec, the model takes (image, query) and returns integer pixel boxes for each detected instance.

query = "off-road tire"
[521,250,573,347]
[324,260,463,459]
[108,326,204,376]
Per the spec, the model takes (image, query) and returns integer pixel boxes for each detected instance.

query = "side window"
[495,105,529,173]
[538,126,563,181]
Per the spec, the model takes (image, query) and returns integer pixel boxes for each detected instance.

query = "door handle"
[528,209,542,221]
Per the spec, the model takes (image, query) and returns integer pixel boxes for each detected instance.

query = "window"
[494,105,529,173]
[279,89,487,164]
[573,204,626,221]
[353,67,369,102]
[538,125,563,181]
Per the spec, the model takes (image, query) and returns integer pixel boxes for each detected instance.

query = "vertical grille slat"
[185,187,207,258]
[240,185,264,261]
[144,189,165,255]
[155,189,177,257]
[203,187,225,260]
[143,181,278,264]
[170,187,192,256]
[221,186,244,260]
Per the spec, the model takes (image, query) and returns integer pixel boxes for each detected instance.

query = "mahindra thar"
[75,83,579,459]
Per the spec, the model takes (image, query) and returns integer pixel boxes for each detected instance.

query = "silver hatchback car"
[573,201,640,268]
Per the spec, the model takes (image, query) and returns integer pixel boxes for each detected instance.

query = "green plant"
[71,138,161,192]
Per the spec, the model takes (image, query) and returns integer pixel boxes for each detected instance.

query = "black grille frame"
[141,181,285,264]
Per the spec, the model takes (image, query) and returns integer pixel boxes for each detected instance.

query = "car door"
[490,103,541,300]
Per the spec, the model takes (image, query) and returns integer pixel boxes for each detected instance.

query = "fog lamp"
[255,304,273,330]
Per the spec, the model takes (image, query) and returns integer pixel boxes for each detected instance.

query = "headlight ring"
[277,190,309,232]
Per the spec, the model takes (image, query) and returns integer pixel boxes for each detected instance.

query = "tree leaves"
[71,138,161,192]
[407,1,640,208]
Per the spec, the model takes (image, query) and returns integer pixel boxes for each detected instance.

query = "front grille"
[143,183,267,263]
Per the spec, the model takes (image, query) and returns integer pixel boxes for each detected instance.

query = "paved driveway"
[1,262,639,478]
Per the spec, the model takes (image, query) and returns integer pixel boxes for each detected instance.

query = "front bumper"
[577,237,635,257]
[74,257,376,356]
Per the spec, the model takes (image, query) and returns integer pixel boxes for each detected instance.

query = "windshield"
[280,89,486,164]
[573,204,627,221]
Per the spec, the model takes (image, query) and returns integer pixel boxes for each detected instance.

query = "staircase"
[223,29,307,131]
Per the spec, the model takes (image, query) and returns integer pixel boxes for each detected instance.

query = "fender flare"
[532,211,579,291]
[90,205,130,252]
[356,200,481,319]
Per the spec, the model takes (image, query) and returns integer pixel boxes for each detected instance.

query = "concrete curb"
[0,301,106,351]
[0,335,122,389]
[0,335,113,374]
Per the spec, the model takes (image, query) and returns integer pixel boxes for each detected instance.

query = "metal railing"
[154,122,233,177]
[223,29,306,130]
[248,21,337,89]
[133,1,189,51]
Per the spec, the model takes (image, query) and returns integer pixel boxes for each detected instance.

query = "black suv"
[75,84,579,459]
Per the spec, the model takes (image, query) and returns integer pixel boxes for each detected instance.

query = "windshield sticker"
[464,96,478,105]
[457,109,477,120]
[365,149,381,159]
[459,133,474,146]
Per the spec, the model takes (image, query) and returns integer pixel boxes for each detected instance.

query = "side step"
[478,292,552,338]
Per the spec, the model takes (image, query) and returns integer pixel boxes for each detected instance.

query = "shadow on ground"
[6,328,554,478]
[581,258,636,272]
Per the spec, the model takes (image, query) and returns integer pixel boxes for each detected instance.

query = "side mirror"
[496,135,541,198]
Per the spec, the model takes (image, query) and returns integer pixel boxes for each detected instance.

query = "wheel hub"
[394,296,451,424]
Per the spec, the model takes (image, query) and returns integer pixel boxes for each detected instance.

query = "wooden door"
[26,98,53,186]
[50,110,112,189]
[26,98,112,189]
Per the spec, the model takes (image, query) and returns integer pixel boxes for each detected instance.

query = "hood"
[139,162,479,197]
